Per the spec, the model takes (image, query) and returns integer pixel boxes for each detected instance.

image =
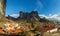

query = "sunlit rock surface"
[0,0,6,19]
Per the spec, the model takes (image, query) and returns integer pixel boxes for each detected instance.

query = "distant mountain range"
[6,11,60,24]
[39,14,60,24]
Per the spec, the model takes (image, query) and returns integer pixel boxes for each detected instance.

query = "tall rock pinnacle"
[0,0,6,18]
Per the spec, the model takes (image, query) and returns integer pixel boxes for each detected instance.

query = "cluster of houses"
[0,21,60,36]
[44,25,60,33]
[0,22,24,35]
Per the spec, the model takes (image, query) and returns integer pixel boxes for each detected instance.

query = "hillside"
[4,11,57,36]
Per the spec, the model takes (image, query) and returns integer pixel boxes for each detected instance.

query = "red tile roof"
[0,29,5,34]
[44,25,55,31]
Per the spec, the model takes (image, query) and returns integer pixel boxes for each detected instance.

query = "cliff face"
[0,0,6,18]
[7,11,40,21]
[17,11,40,21]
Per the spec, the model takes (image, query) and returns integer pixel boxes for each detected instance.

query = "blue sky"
[6,0,60,16]
[6,0,60,20]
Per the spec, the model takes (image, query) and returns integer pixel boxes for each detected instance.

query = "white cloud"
[39,14,48,18]
[39,14,60,21]
[10,14,19,18]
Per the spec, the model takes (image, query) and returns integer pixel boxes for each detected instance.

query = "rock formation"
[18,11,40,21]
[7,11,40,21]
[0,0,6,19]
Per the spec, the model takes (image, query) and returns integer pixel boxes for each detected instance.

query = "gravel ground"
[44,32,60,36]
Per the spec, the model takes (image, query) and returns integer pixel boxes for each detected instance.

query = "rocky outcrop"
[19,11,40,21]
[0,0,6,19]
[7,11,40,21]
[6,15,17,21]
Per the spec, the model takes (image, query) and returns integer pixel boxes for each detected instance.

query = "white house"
[47,28,58,33]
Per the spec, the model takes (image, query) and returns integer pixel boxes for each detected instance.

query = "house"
[46,28,58,33]
[45,25,58,33]
[7,29,15,34]
[0,29,5,34]
[57,25,60,32]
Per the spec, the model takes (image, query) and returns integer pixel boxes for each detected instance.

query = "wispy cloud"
[34,0,43,11]
[10,14,19,18]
